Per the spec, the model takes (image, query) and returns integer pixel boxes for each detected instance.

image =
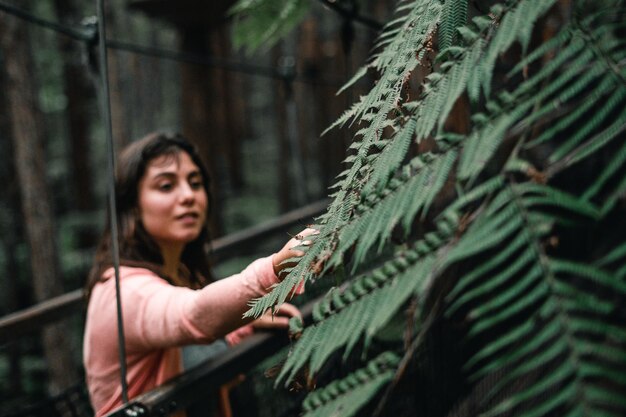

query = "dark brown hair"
[86,132,213,298]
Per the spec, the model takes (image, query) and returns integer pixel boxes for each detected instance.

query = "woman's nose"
[179,184,195,204]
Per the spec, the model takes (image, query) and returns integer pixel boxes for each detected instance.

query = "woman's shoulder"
[91,266,171,302]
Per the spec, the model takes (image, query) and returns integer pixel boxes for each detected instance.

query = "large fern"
[233,0,626,415]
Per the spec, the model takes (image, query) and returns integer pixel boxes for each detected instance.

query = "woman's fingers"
[252,315,291,329]
[251,303,301,329]
[273,228,319,279]
[293,228,318,248]
[275,302,301,319]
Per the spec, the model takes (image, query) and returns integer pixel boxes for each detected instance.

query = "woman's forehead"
[144,152,199,175]
[147,152,179,169]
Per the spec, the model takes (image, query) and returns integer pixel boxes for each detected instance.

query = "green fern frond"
[322,95,369,135]
[446,245,537,317]
[439,0,469,51]
[459,28,611,181]
[325,0,443,210]
[301,352,400,417]
[473,0,558,99]
[335,147,458,270]
[477,259,626,416]
[337,0,416,94]
[230,0,310,54]
[414,38,483,139]
[410,0,558,141]
[445,187,523,265]
[277,243,441,384]
[444,178,626,416]
[524,75,617,149]
[550,109,626,172]
[334,0,441,128]
[518,182,601,219]
[546,23,626,163]
[446,184,591,317]
[552,259,626,295]
[519,18,626,190]
[581,132,626,206]
[278,207,463,385]
[360,118,416,195]
[594,242,626,269]
[455,8,625,185]
[446,175,506,212]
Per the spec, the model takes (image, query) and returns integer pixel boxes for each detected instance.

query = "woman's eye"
[158,182,173,191]
[190,180,203,189]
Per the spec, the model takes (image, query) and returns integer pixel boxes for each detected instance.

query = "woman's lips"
[176,212,199,224]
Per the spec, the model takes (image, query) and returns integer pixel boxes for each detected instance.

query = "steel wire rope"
[0,0,352,88]
[95,0,129,405]
[106,39,345,87]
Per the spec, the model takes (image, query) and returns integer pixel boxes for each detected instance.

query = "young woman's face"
[138,151,208,254]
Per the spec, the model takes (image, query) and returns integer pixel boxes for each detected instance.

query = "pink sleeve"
[113,256,278,351]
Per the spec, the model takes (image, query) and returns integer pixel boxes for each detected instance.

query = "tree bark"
[210,26,244,191]
[273,44,294,212]
[106,3,131,150]
[0,45,24,398]
[180,26,223,237]
[0,11,78,395]
[53,0,98,248]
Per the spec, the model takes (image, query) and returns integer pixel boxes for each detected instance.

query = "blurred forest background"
[0,0,389,413]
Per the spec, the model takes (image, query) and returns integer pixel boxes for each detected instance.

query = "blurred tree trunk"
[106,1,131,149]
[180,26,223,237]
[0,154,24,398]
[210,26,244,191]
[132,30,161,136]
[108,54,130,148]
[312,17,352,192]
[53,0,98,248]
[0,12,78,395]
[0,50,24,397]
[273,44,293,212]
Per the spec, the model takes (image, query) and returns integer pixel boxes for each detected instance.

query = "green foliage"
[235,0,626,415]
[230,0,310,54]
[301,351,400,417]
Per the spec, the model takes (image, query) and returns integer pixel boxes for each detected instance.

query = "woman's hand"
[250,303,301,330]
[272,228,317,280]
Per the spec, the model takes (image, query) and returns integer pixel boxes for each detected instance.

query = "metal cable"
[95,0,129,405]
[107,39,346,87]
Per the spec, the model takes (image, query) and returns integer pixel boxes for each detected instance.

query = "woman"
[83,133,309,416]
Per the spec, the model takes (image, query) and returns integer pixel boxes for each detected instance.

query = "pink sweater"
[83,256,278,417]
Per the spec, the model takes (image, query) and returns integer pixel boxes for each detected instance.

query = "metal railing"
[105,300,315,417]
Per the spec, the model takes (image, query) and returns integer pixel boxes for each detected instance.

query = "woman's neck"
[160,245,184,284]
